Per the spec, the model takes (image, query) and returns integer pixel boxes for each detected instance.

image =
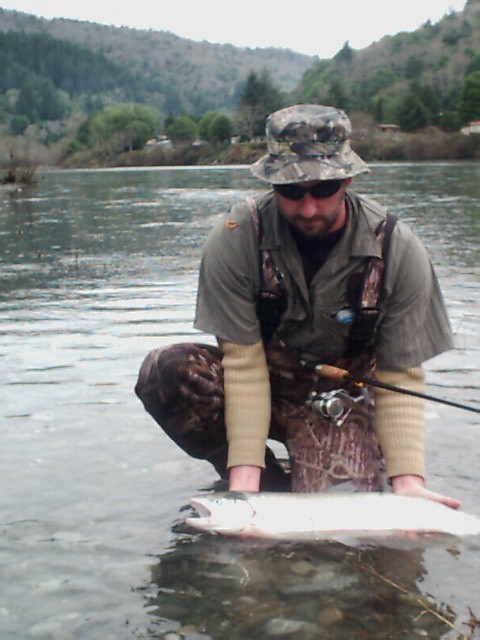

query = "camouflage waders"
[135,338,384,492]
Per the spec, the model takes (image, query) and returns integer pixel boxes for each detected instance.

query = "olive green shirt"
[194,190,453,369]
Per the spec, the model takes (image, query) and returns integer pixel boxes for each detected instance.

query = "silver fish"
[185,491,480,540]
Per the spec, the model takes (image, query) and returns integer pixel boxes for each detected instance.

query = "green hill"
[1,2,479,129]
[0,7,313,116]
[295,0,480,129]
[1,2,480,170]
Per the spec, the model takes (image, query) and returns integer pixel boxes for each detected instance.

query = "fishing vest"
[247,197,397,358]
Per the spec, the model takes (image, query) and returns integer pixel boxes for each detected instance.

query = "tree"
[369,94,401,124]
[14,77,66,125]
[198,111,219,141]
[78,103,160,156]
[404,55,425,79]
[325,77,354,112]
[235,70,284,139]
[165,115,198,143]
[393,81,442,131]
[198,111,233,144]
[366,68,397,100]
[397,93,430,132]
[420,84,440,126]
[115,118,152,152]
[15,84,38,122]
[209,114,232,144]
[466,52,480,76]
[10,114,29,136]
[438,82,461,131]
[334,41,354,64]
[37,79,65,121]
[459,71,480,124]
[295,59,332,103]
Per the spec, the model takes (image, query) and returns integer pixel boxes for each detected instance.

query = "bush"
[10,114,29,136]
[352,128,480,161]
[62,139,82,158]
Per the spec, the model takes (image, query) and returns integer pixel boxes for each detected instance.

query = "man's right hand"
[229,465,261,492]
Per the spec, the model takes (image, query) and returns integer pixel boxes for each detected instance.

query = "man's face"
[274,178,352,239]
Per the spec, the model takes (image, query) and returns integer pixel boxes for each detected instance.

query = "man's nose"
[297,193,319,217]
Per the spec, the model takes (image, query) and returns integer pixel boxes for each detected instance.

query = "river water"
[1,163,479,639]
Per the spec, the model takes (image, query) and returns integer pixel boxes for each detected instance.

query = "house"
[145,135,173,148]
[377,124,400,136]
[460,121,480,135]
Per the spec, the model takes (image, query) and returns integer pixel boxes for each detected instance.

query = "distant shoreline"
[2,130,480,184]
[63,130,480,170]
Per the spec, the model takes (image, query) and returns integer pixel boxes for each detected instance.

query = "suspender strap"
[247,197,286,344]
[345,214,398,357]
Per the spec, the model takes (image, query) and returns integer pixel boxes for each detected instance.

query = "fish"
[185,491,480,540]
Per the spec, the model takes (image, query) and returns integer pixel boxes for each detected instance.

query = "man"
[136,104,460,508]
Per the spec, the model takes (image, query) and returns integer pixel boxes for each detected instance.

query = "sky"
[0,0,469,58]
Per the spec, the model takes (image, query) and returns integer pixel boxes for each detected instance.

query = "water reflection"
[146,528,455,639]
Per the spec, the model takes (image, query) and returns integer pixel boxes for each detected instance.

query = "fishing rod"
[311,363,480,415]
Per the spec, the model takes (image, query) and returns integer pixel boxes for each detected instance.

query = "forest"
[1,0,480,176]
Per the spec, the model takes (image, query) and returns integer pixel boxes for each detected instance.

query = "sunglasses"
[274,180,345,201]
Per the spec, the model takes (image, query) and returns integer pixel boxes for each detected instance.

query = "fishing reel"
[306,388,368,428]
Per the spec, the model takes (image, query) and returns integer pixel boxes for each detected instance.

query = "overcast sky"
[0,0,468,58]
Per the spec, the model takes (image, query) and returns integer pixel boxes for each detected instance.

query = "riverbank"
[62,127,480,170]
[2,128,480,182]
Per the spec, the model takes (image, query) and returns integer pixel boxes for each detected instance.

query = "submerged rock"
[264,617,319,636]
[317,604,344,626]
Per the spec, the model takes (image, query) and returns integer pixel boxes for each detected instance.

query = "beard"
[288,204,344,240]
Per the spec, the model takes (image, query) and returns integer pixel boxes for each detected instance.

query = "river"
[1,163,479,639]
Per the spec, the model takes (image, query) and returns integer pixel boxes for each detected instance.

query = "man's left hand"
[392,474,461,510]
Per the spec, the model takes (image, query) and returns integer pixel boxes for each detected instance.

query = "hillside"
[0,8,314,115]
[1,2,480,172]
[296,0,480,128]
[345,0,480,91]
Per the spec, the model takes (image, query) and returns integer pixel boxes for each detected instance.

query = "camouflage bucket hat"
[250,104,369,184]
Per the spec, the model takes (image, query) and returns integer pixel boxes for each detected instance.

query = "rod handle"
[314,364,351,382]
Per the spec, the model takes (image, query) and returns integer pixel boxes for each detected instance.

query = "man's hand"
[229,465,261,492]
[392,474,461,510]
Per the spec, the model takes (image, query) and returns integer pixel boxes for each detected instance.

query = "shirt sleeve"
[375,222,454,370]
[194,205,262,345]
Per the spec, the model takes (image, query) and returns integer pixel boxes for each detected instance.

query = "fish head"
[185,491,255,535]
